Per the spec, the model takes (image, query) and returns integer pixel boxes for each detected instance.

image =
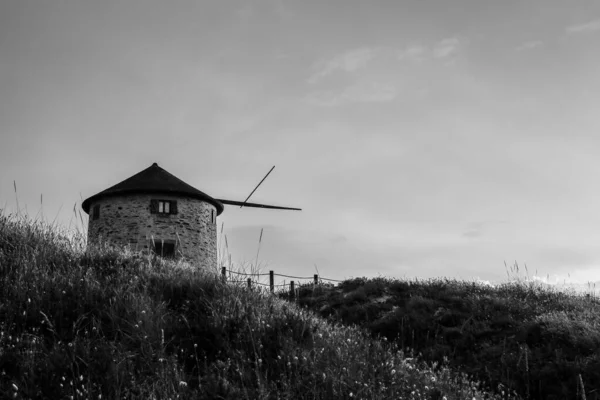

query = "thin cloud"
[311,39,464,84]
[305,39,464,107]
[397,45,428,62]
[305,81,397,107]
[462,230,482,239]
[308,48,377,84]
[462,220,507,240]
[433,37,461,59]
[566,19,600,34]
[515,40,543,51]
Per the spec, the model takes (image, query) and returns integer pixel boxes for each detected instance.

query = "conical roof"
[82,163,224,215]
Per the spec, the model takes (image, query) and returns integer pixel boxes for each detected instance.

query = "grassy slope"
[0,212,509,400]
[293,275,600,400]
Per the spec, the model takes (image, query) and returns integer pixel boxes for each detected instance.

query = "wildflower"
[391,369,396,374]
[179,381,187,388]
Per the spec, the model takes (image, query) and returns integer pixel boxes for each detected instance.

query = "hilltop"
[0,211,511,399]
[290,272,600,399]
[1,211,592,399]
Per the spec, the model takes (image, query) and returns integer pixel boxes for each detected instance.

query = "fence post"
[314,274,318,285]
[247,278,252,290]
[290,281,295,300]
[221,267,226,282]
[270,270,274,293]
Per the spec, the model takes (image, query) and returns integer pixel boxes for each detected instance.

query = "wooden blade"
[240,165,275,208]
[217,199,301,211]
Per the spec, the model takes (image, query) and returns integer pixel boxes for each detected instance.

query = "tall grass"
[0,210,512,399]
[295,269,600,399]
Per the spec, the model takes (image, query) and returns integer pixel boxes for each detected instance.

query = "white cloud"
[305,38,464,107]
[397,45,428,62]
[310,39,464,84]
[305,81,397,107]
[515,40,543,51]
[566,19,600,34]
[307,48,377,84]
[433,37,461,59]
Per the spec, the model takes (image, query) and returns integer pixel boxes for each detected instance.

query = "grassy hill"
[0,211,592,399]
[290,273,600,400]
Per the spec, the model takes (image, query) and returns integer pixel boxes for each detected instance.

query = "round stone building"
[82,163,224,269]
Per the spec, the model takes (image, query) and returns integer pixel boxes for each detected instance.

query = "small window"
[153,240,175,258]
[92,205,100,220]
[158,201,170,214]
[151,200,177,215]
[211,209,215,224]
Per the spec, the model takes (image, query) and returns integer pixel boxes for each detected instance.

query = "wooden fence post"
[247,278,252,290]
[314,274,318,285]
[270,270,274,293]
[290,281,295,300]
[221,267,226,282]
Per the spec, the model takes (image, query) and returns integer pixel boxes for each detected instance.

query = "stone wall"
[87,193,217,270]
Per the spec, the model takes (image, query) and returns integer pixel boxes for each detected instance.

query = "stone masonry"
[87,193,217,270]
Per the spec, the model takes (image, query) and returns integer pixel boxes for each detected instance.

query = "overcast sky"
[2,0,600,288]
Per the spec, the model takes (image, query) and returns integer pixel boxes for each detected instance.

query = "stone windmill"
[81,163,300,269]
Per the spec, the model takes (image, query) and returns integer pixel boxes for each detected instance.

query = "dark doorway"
[153,240,176,258]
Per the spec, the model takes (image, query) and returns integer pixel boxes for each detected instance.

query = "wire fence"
[220,267,344,299]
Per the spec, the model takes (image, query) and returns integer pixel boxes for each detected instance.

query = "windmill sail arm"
[217,199,301,211]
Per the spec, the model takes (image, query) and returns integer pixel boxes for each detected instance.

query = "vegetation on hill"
[0,211,512,399]
[291,273,600,400]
